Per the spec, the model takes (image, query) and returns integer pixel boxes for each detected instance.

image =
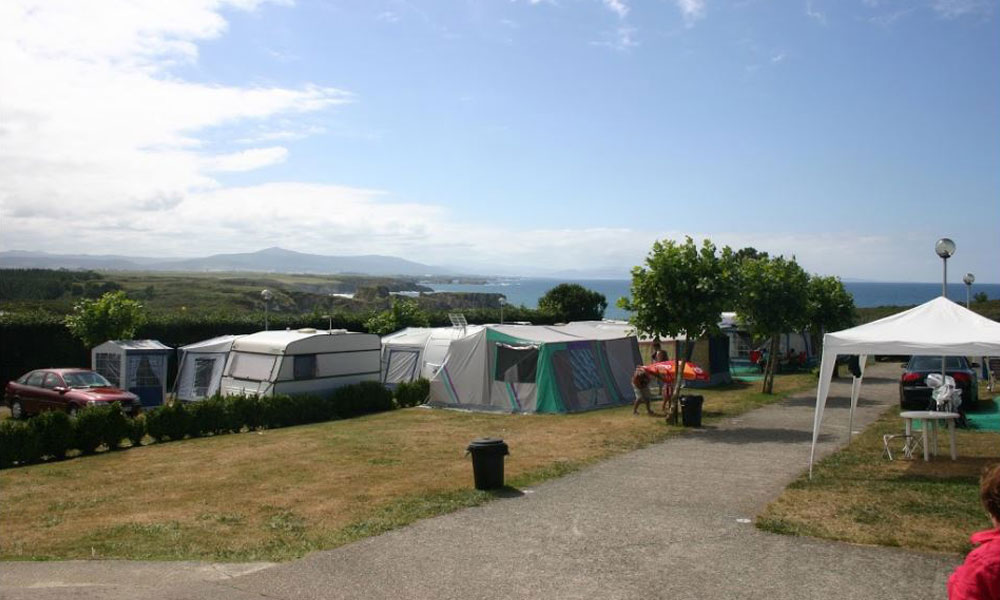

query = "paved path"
[2,363,962,599]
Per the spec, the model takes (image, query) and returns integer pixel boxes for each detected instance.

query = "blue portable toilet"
[91,340,172,408]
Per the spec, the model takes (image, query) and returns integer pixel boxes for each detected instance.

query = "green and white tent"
[428,323,642,413]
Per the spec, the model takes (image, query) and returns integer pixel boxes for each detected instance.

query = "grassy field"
[0,373,814,562]
[758,382,1000,554]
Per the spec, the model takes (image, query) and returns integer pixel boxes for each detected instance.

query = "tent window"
[495,344,538,384]
[229,353,277,381]
[568,348,602,391]
[95,353,120,387]
[130,355,163,388]
[293,354,317,380]
[193,358,216,397]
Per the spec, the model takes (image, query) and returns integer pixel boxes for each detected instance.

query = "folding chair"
[882,430,923,461]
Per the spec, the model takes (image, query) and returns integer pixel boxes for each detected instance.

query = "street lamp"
[963,273,975,308]
[261,289,273,330]
[499,296,506,325]
[934,238,956,298]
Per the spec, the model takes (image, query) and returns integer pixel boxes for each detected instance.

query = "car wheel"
[68,405,80,418]
[10,400,25,420]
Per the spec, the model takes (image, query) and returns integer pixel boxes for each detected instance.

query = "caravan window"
[228,353,277,381]
[193,358,216,397]
[494,344,538,384]
[293,354,317,380]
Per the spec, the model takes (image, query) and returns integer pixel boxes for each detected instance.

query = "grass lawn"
[0,373,813,562]
[758,382,1000,555]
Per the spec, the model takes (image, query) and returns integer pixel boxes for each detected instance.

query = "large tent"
[428,323,642,413]
[809,297,1000,475]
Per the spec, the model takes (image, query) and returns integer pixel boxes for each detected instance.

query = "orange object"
[643,360,709,382]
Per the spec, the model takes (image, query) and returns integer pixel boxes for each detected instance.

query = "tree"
[364,297,430,336]
[64,291,147,348]
[974,292,989,304]
[806,275,856,379]
[618,237,737,423]
[735,256,810,393]
[538,283,608,322]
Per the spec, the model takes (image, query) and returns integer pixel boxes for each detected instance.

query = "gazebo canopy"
[809,297,1000,475]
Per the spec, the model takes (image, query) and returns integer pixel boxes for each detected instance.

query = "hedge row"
[0,380,408,469]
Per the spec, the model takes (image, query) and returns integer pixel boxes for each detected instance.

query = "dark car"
[899,356,979,411]
[4,369,142,419]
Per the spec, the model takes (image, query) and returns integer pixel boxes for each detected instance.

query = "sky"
[1,0,997,282]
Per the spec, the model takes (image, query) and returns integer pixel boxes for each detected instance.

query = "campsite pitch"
[0,373,813,561]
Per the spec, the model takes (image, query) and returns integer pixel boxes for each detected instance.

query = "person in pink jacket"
[948,463,1000,599]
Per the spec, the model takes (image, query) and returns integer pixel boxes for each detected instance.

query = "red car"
[4,369,142,419]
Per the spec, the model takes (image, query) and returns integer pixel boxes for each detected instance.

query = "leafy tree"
[807,275,855,335]
[364,297,430,336]
[618,237,737,423]
[64,291,147,348]
[736,256,810,393]
[974,292,989,304]
[538,283,608,322]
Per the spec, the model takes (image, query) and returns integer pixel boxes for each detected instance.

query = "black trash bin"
[466,437,509,490]
[679,395,704,428]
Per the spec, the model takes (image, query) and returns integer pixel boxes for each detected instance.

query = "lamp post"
[934,239,956,389]
[499,296,506,325]
[261,289,273,331]
[935,238,956,298]
[963,273,975,308]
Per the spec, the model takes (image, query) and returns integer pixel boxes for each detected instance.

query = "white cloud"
[0,0,349,222]
[931,0,993,18]
[204,147,289,172]
[805,0,827,24]
[602,0,630,19]
[675,0,706,26]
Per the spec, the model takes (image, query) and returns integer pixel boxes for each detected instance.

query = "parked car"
[4,369,142,419]
[899,355,979,411]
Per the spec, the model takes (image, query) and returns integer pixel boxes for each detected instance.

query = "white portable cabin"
[173,335,243,402]
[91,339,172,408]
[220,329,381,397]
[380,326,484,385]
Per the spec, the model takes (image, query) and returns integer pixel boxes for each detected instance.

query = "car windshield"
[907,356,968,371]
[62,371,112,388]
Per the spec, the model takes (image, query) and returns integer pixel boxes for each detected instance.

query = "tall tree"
[806,274,856,379]
[64,291,147,348]
[736,256,810,393]
[538,283,607,322]
[618,237,737,423]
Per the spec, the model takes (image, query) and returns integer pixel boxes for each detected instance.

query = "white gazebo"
[809,297,1000,476]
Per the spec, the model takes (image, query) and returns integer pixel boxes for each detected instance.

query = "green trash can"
[466,438,509,490]
[680,395,704,428]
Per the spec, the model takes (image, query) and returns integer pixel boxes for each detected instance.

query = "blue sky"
[1,0,997,281]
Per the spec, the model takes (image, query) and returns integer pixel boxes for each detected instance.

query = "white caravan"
[220,329,381,397]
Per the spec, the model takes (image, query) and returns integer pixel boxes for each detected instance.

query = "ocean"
[425,279,1000,321]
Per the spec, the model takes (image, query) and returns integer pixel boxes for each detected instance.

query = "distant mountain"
[0,247,451,277]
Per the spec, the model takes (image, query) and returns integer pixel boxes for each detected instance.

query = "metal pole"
[265,302,269,331]
[966,284,971,308]
[941,257,947,390]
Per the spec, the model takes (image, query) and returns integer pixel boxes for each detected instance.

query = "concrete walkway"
[2,363,962,599]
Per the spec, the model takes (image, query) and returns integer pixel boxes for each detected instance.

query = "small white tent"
[173,335,242,401]
[380,326,483,385]
[809,297,1000,475]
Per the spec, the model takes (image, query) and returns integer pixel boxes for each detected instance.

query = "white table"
[899,411,959,461]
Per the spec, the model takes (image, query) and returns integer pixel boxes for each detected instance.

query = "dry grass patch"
[758,400,1000,554]
[1,372,814,561]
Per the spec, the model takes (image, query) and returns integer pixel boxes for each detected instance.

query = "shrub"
[31,410,73,460]
[394,378,430,408]
[73,405,115,454]
[102,403,132,450]
[128,414,146,447]
[188,397,229,437]
[225,394,262,432]
[0,419,40,468]
[145,402,190,442]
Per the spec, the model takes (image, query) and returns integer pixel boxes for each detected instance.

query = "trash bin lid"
[467,437,509,453]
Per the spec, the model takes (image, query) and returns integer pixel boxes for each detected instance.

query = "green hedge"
[394,378,430,408]
[0,381,398,469]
